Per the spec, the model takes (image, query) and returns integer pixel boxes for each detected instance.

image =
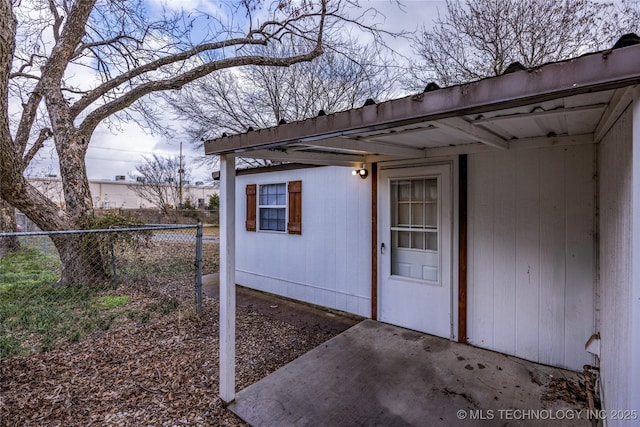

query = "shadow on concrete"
[229,320,589,426]
[204,274,588,426]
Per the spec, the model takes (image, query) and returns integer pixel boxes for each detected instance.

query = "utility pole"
[179,140,184,207]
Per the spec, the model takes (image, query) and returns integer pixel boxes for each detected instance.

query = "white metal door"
[378,164,452,338]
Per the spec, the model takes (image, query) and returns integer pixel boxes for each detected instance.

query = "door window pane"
[411,179,425,200]
[425,203,437,227]
[391,177,439,280]
[411,203,425,226]
[397,203,410,226]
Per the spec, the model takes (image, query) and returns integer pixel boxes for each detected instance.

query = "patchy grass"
[100,295,131,309]
[114,239,219,280]
[1,230,211,359]
[0,249,123,358]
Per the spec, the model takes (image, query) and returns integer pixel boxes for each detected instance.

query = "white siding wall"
[468,144,595,371]
[236,166,372,317]
[598,105,639,419]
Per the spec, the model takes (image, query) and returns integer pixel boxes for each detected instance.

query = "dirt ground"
[201,274,361,336]
[1,276,593,426]
[0,281,360,426]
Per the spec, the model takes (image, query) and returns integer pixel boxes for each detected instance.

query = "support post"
[219,154,236,403]
[195,221,203,316]
[630,88,640,409]
[371,163,378,320]
[458,155,468,343]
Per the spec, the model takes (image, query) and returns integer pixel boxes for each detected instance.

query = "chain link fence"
[0,224,219,359]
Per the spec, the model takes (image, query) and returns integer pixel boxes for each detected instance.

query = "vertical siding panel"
[492,150,517,354]
[339,182,353,313]
[235,166,371,318]
[328,172,339,306]
[538,146,567,366]
[514,148,541,362]
[342,171,354,313]
[334,173,349,310]
[466,162,475,343]
[357,177,372,316]
[563,145,595,369]
[598,107,633,414]
[468,153,495,348]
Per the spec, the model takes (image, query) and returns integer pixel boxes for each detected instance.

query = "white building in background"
[27,175,218,209]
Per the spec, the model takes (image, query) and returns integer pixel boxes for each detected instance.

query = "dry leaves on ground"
[1,294,341,426]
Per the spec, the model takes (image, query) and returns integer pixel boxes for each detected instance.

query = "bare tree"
[607,0,640,38]
[167,36,400,168]
[128,155,189,214]
[0,0,388,285]
[171,39,398,139]
[405,0,614,89]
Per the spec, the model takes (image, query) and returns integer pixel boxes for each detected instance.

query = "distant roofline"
[26,176,217,188]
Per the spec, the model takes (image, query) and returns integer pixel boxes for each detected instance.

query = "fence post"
[195,222,203,316]
[110,242,117,282]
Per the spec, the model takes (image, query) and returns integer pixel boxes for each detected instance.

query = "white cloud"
[146,0,226,16]
[84,122,212,182]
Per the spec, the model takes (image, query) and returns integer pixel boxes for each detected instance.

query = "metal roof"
[203,44,640,167]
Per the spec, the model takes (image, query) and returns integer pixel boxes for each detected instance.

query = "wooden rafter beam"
[594,86,635,143]
[434,117,509,150]
[296,136,426,158]
[472,103,607,124]
[247,149,366,167]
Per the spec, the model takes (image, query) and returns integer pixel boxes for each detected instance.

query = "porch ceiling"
[204,45,640,167]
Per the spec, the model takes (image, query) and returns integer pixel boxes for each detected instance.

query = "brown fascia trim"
[211,163,321,180]
[204,44,640,156]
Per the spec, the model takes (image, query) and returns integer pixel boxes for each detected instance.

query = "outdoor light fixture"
[352,165,369,179]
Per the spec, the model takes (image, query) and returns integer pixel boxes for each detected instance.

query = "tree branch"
[81,39,324,136]
[69,37,268,119]
[72,34,143,59]
[8,71,40,81]
[13,1,95,155]
[48,0,64,42]
[41,0,96,83]
[22,128,53,172]
[68,0,336,121]
[10,53,48,78]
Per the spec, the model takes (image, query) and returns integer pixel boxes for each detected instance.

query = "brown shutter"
[287,180,302,235]
[245,184,256,231]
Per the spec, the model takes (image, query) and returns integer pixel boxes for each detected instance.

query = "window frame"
[257,182,288,233]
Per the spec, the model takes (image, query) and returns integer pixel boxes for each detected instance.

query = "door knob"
[381,242,385,254]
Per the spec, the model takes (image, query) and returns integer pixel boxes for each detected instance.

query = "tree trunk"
[0,0,19,257]
[51,233,109,287]
[49,133,109,286]
[43,89,108,285]
[0,198,20,256]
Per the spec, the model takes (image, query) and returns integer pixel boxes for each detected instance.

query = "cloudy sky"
[24,0,631,182]
[24,0,447,183]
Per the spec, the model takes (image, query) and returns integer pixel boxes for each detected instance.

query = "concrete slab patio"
[229,320,590,426]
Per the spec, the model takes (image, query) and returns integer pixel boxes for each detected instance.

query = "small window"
[258,183,286,231]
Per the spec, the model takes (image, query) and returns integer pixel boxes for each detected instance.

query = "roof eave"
[204,45,640,156]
